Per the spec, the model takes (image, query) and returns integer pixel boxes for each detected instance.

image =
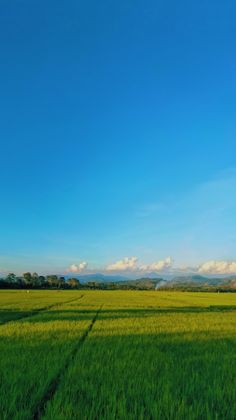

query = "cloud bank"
[198,260,236,275]
[67,262,88,273]
[105,257,236,275]
[139,257,173,272]
[106,256,173,272]
[106,257,138,271]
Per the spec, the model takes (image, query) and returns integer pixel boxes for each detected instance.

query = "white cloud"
[67,262,88,273]
[66,257,236,276]
[106,256,173,272]
[139,257,173,272]
[106,257,138,271]
[198,260,236,275]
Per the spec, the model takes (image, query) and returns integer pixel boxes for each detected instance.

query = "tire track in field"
[32,304,103,420]
[0,295,84,326]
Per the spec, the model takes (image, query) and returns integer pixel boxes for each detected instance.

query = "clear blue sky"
[1,0,236,275]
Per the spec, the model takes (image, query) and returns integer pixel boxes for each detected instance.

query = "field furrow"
[0,294,84,325]
[0,293,100,420]
[42,292,236,420]
[33,305,103,420]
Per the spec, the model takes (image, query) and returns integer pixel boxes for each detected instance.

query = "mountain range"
[65,273,236,290]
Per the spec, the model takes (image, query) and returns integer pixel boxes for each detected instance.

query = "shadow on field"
[0,323,236,419]
[0,310,36,324]
[45,332,235,420]
[1,304,236,324]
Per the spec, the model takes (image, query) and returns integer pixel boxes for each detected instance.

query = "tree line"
[3,273,233,291]
[0,272,82,289]
[0,272,147,290]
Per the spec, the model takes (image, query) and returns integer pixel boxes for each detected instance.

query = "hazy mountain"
[171,275,236,285]
[63,273,236,290]
[117,277,164,289]
[65,273,129,282]
[157,275,236,290]
[171,275,209,283]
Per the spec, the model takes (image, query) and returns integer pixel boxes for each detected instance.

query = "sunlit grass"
[0,290,235,419]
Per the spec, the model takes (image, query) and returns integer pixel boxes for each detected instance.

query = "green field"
[0,290,235,420]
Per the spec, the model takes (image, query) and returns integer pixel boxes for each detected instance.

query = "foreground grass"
[0,293,99,419]
[0,291,235,419]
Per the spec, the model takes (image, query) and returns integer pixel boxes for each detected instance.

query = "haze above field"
[1,1,236,276]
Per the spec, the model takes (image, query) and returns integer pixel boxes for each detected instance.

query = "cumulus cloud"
[67,262,88,273]
[65,257,236,276]
[139,257,173,272]
[106,257,138,271]
[106,256,174,272]
[198,260,236,275]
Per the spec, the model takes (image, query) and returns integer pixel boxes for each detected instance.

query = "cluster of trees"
[0,273,82,289]
[0,273,159,290]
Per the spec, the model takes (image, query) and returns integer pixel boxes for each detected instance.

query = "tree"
[6,273,17,283]
[58,277,66,288]
[38,275,46,287]
[31,272,40,287]
[68,278,81,289]
[16,276,24,287]
[46,275,60,288]
[23,272,32,286]
[87,281,96,289]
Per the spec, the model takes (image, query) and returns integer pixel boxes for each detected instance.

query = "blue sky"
[1,1,236,276]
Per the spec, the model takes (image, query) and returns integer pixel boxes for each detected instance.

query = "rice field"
[0,290,236,420]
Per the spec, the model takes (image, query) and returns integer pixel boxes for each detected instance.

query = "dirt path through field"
[32,304,103,420]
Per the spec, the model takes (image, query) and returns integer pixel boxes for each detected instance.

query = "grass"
[0,290,235,419]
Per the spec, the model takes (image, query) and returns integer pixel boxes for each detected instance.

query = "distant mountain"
[65,274,164,289]
[63,273,236,290]
[65,273,129,283]
[140,272,171,279]
[117,277,164,290]
[171,275,209,283]
[157,275,236,290]
[171,275,236,285]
